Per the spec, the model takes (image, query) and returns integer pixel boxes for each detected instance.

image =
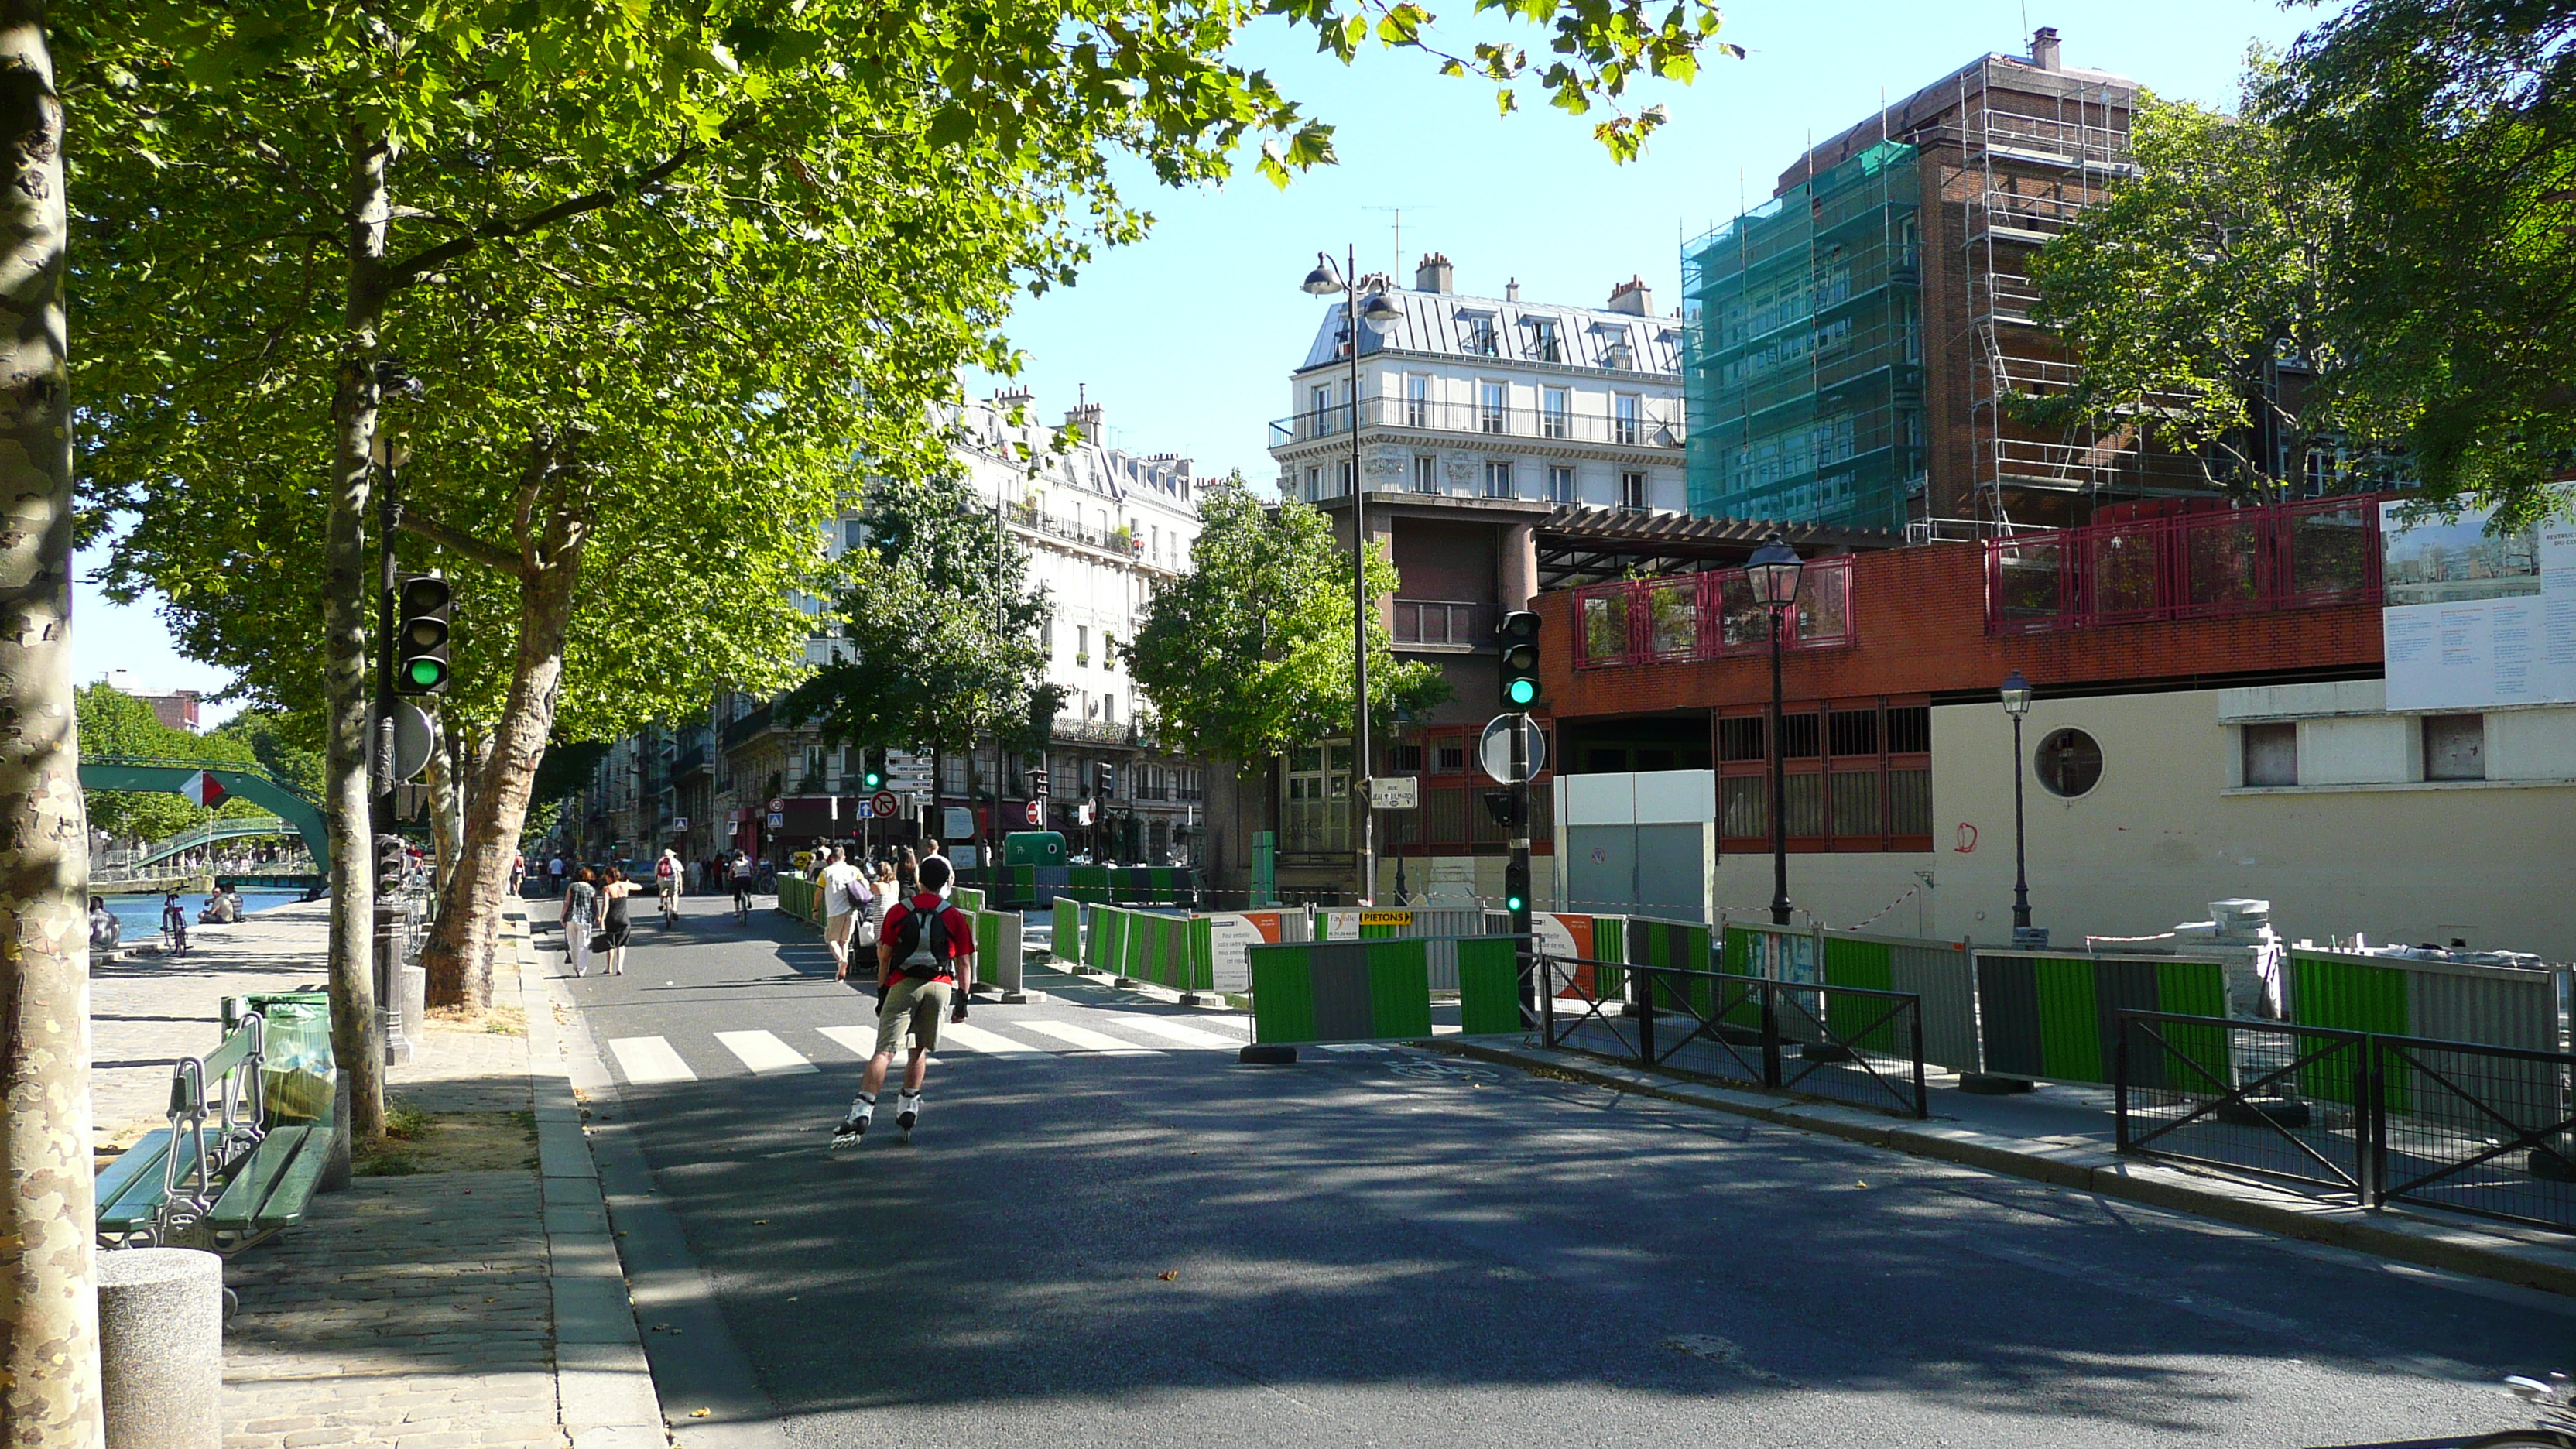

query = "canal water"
[101,887,308,944]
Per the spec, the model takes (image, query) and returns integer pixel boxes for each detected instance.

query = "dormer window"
[1524,317,1564,363]
[1599,328,1636,371]
[1462,313,1499,357]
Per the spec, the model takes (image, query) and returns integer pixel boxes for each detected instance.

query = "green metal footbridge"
[81,756,329,889]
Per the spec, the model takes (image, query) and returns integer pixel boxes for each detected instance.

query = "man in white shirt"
[818,846,870,977]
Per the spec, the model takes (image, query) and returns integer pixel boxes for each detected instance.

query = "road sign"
[672,817,690,830]
[1479,714,1548,783]
[768,796,785,813]
[1368,776,1420,809]
[855,801,875,820]
[872,790,898,817]
[1024,800,1043,825]
[765,812,785,828]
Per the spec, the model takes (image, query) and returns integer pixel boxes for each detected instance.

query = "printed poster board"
[2382,501,2576,710]
[1202,910,1287,994]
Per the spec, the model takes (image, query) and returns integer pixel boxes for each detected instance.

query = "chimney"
[1506,278,1520,303]
[991,385,1034,413]
[2031,26,2061,71]
[1065,401,1105,439]
[1606,276,1653,316]
[1413,252,1454,295]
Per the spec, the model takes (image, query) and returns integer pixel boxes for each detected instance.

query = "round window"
[2035,728,2103,798]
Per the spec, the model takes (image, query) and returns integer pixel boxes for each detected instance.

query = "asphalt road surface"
[547,896,2573,1448]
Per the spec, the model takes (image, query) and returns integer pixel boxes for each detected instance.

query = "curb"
[1427,1036,2576,1299]
[502,912,670,1449]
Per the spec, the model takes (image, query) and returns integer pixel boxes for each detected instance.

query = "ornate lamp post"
[1999,669,2037,942]
[1300,250,1404,903]
[1745,532,1804,927]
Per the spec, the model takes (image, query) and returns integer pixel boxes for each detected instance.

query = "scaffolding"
[1953,64,2213,528]
[1684,140,1924,529]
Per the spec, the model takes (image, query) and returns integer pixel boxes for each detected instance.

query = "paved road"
[550,897,2572,1448]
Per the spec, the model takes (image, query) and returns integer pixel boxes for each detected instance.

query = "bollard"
[98,1248,224,1449]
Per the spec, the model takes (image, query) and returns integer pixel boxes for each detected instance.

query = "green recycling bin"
[1004,831,1068,867]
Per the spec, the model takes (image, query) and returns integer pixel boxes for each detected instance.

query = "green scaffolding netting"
[1685,140,1926,530]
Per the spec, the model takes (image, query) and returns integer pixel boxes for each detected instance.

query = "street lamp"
[1999,669,2036,941]
[1300,248,1403,903]
[1745,531,1804,927]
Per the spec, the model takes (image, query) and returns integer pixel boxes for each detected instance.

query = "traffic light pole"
[370,454,411,1068]
[1508,712,1533,1023]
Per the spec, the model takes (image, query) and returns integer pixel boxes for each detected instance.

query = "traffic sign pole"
[1509,710,1533,1025]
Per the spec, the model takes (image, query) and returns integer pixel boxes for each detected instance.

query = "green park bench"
[94,995,337,1255]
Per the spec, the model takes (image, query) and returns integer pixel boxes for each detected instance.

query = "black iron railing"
[2115,1010,2576,1234]
[1541,958,1927,1118]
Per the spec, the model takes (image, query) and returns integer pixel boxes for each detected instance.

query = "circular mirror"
[2035,727,2103,798]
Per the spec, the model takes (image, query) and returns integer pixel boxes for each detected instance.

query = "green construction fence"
[1246,939,1433,1046]
[1051,897,1082,964]
[1974,951,2231,1086]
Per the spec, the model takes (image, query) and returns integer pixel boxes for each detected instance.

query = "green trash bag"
[246,992,337,1125]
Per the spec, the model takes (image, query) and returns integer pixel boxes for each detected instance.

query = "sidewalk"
[87,899,666,1449]
[1432,1031,2576,1298]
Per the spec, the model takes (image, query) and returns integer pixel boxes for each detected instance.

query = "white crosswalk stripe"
[1019,1019,1163,1055]
[714,1030,817,1075]
[814,1025,882,1059]
[926,1022,1050,1055]
[608,1036,697,1084]
[1102,1015,1245,1050]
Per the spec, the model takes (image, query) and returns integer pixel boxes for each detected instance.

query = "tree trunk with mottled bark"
[322,127,390,1144]
[0,9,101,1442]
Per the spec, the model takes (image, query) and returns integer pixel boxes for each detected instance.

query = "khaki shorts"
[875,977,951,1056]
[824,910,856,956]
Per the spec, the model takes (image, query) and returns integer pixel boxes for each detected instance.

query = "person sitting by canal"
[199,884,241,925]
[88,897,120,953]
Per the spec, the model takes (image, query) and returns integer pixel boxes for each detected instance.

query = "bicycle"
[2465,1375,2576,1447]
[731,877,752,924]
[660,882,680,930]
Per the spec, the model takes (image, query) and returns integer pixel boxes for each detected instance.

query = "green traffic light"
[404,658,447,688]
[1506,895,1526,912]
[864,772,884,789]
[1505,678,1537,707]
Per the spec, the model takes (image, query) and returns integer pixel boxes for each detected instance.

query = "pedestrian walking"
[510,850,526,897]
[598,867,645,975]
[833,854,974,1149]
[896,845,919,896]
[563,868,601,977]
[549,854,567,898]
[818,846,881,980]
[872,860,899,918]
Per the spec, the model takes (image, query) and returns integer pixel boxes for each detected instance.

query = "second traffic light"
[392,574,451,695]
[1498,609,1540,710]
[862,747,887,791]
[1094,761,1115,798]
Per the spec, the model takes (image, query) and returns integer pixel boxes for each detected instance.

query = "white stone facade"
[1269,258,1688,515]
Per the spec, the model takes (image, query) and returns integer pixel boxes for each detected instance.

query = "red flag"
[183,770,228,809]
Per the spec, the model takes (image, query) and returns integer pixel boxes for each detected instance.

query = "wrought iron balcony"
[1269,396,1681,452]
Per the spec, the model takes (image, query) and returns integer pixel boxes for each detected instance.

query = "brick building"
[1543,498,2576,958]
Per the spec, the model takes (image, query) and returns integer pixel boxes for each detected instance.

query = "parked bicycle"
[2467,1374,2576,1448]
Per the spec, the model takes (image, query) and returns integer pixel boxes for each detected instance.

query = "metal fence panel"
[1977,951,2232,1085]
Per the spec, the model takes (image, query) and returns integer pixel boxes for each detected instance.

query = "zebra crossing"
[604,1010,1250,1085]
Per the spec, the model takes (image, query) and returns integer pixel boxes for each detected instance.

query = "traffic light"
[1482,790,1523,828]
[1498,610,1540,710]
[391,574,451,695]
[862,748,886,792]
[1029,768,1051,800]
[1502,855,1531,917]
[1094,762,1115,798]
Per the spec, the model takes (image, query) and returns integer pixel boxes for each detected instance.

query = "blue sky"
[81,0,2323,719]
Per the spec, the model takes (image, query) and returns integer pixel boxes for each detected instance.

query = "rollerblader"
[832,854,975,1149]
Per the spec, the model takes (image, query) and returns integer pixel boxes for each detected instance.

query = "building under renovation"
[1687,29,2195,535]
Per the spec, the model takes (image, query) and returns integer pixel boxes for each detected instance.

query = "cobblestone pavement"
[89,900,581,1449]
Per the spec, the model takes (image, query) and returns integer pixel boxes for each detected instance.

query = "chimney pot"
[1506,277,1520,302]
[1606,276,1653,316]
[2031,26,2061,71]
[1413,252,1454,296]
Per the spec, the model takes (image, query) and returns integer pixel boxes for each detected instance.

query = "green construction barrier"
[1975,952,2228,1086]
[1455,937,1526,1035]
[1068,865,1112,904]
[953,884,985,913]
[1247,938,1432,1045]
[1052,897,1082,964]
[776,872,822,925]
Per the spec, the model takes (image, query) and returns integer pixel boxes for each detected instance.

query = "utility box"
[1004,831,1068,867]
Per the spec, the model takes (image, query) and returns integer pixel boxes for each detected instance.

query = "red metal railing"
[1574,557,1856,669]
[1985,495,2385,635]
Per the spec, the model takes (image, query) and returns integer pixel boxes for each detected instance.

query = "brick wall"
[1540,540,2382,720]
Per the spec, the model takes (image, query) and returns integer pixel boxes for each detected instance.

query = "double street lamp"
[1299,248,1403,904]
[1745,531,1804,927]
[1999,669,2037,942]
